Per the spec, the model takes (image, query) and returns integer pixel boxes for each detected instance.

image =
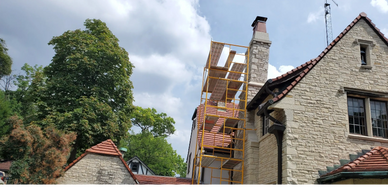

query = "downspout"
[257,99,286,184]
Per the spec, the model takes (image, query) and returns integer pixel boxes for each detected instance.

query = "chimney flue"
[252,16,268,33]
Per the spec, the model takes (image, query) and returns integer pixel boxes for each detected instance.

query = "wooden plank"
[209,80,227,100]
[224,50,236,68]
[222,159,241,169]
[202,66,228,93]
[205,42,225,68]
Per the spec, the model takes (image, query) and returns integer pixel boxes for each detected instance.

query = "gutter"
[317,171,388,184]
[257,99,286,184]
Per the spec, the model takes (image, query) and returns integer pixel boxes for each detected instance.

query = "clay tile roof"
[0,161,12,172]
[135,174,192,184]
[265,12,388,104]
[63,139,139,183]
[86,139,122,156]
[321,147,388,177]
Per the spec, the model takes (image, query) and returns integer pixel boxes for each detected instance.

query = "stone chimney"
[247,16,271,102]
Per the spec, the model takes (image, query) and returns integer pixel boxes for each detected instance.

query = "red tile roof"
[0,161,12,172]
[85,139,122,156]
[249,12,388,108]
[321,146,388,177]
[135,174,192,184]
[64,139,138,183]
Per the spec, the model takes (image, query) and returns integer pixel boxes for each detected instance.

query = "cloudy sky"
[1,0,388,161]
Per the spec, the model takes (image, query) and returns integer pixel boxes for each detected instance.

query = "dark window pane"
[371,100,388,138]
[347,97,366,136]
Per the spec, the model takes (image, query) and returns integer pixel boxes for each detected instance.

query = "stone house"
[57,139,139,184]
[238,12,388,184]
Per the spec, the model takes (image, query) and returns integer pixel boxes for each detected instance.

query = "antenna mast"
[324,0,338,46]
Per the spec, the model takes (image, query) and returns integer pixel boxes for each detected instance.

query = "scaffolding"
[191,41,249,184]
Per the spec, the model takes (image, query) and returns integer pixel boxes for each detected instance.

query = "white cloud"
[307,9,324,23]
[371,0,388,13]
[267,64,295,79]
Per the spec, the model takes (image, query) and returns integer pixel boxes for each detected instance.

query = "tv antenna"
[325,0,338,46]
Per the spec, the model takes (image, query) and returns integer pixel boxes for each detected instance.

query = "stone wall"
[273,19,388,184]
[57,153,136,184]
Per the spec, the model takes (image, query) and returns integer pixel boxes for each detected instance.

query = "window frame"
[347,97,367,136]
[262,114,270,137]
[347,92,388,139]
[355,39,375,70]
[370,99,388,138]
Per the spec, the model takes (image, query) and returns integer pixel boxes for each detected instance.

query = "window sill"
[348,133,388,143]
[360,65,372,70]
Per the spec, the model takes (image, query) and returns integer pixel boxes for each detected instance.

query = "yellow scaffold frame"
[191,41,250,184]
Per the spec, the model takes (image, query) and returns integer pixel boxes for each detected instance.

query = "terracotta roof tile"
[85,139,122,156]
[265,13,388,104]
[0,161,12,172]
[321,147,388,177]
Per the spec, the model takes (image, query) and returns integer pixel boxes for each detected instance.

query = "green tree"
[0,90,12,138]
[43,96,123,161]
[131,106,175,137]
[120,132,186,177]
[0,38,12,80]
[10,64,45,124]
[40,19,134,162]
[0,116,76,184]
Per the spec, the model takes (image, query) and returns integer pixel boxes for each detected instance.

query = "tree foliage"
[39,19,134,162]
[131,106,175,137]
[0,90,12,138]
[0,116,76,184]
[121,132,186,177]
[10,63,45,123]
[42,96,123,161]
[0,38,12,80]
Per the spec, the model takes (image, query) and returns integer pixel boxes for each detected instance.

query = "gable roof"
[135,174,192,184]
[126,156,156,175]
[247,12,388,111]
[64,139,138,183]
[322,147,388,176]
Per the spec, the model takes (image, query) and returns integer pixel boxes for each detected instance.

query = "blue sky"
[1,0,388,162]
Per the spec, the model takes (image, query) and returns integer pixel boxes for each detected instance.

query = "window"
[262,115,270,136]
[187,153,192,174]
[370,100,388,138]
[347,97,367,135]
[355,39,374,69]
[360,46,367,65]
[131,162,139,173]
[347,94,388,139]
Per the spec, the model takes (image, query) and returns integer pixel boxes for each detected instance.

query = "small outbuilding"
[57,139,138,184]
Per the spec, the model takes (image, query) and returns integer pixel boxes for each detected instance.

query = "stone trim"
[355,38,375,70]
[348,134,388,143]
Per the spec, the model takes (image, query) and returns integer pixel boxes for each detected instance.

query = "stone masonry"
[233,16,271,184]
[57,153,136,184]
[249,15,388,187]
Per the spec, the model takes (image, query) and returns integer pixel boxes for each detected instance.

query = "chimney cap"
[251,16,268,27]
